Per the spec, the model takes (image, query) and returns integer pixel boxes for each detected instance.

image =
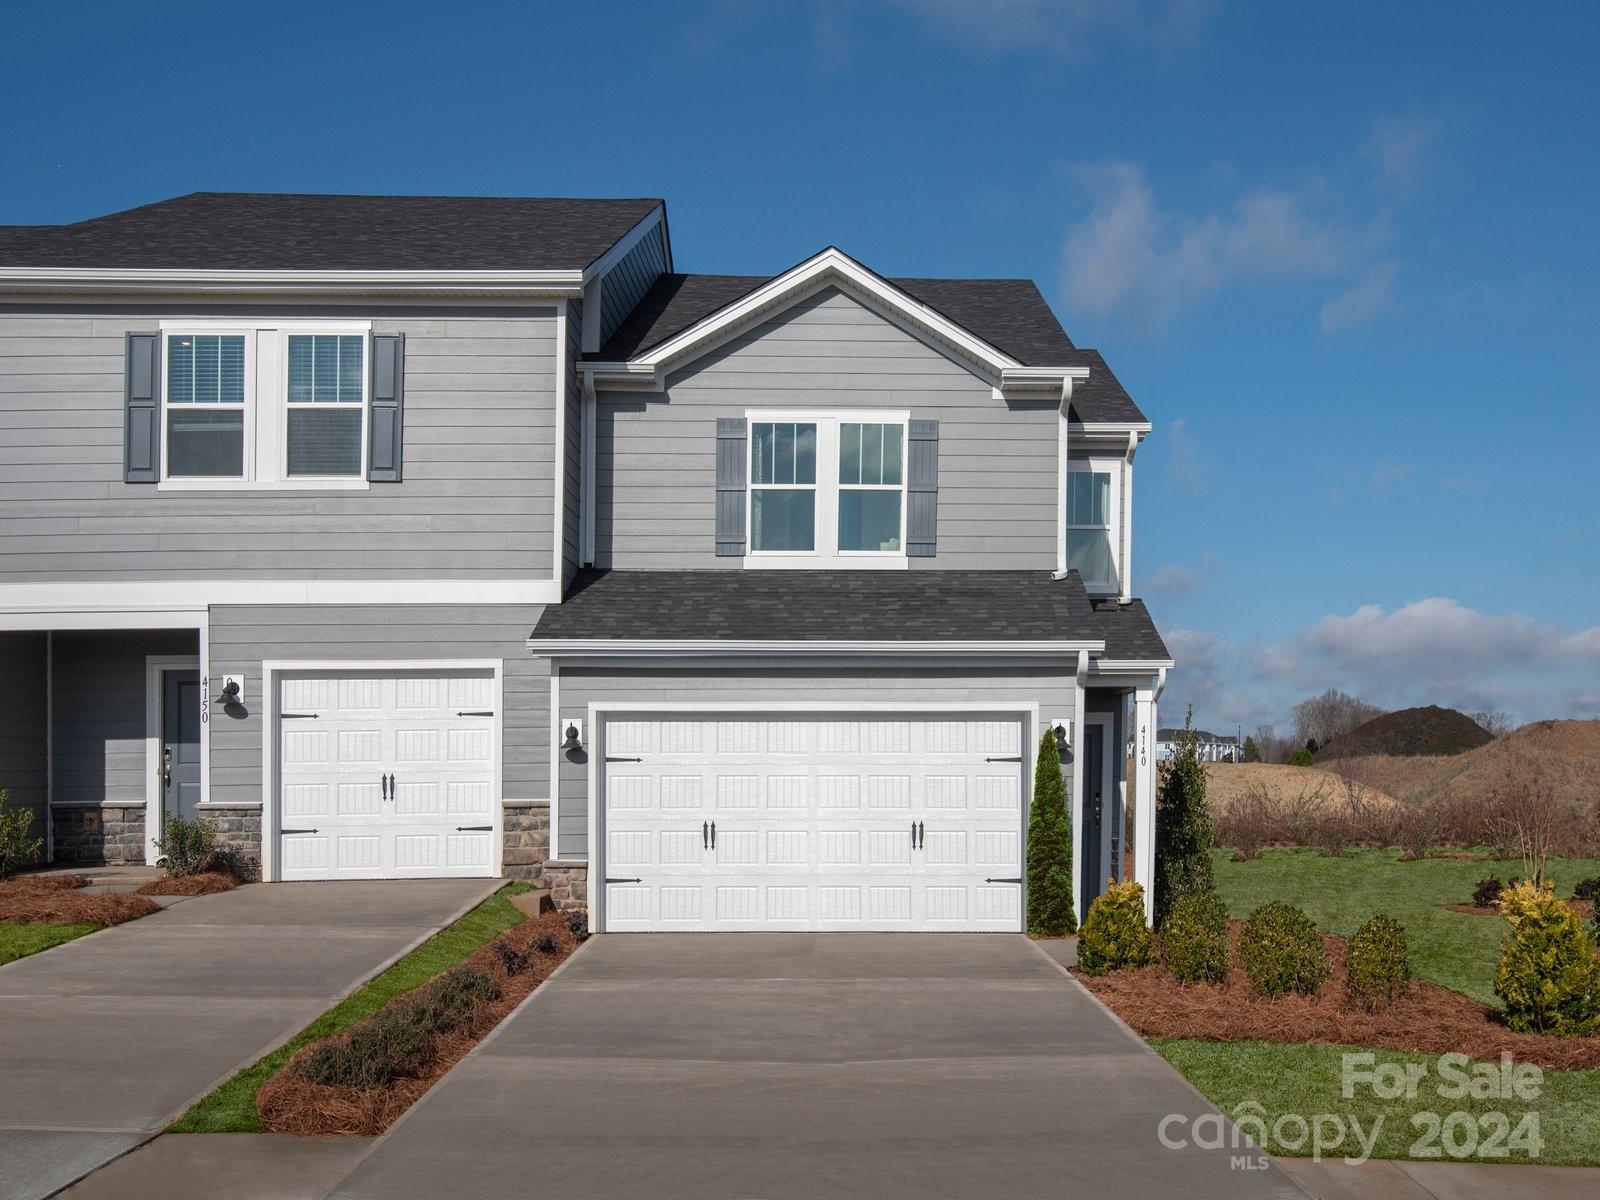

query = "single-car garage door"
[600,713,1026,932]
[277,669,497,881]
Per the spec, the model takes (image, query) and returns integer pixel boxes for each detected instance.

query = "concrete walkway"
[1278,1157,1600,1199]
[324,934,1310,1199]
[0,878,499,1200]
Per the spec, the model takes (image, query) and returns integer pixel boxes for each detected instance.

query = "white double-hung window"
[747,412,908,566]
[1065,464,1119,590]
[158,321,370,489]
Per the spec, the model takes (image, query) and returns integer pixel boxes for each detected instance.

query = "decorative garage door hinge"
[985,877,1023,884]
[605,876,642,884]
[455,825,492,832]
[281,713,320,720]
[281,828,319,834]
[605,756,643,763]
[456,710,495,717]
[984,755,1022,762]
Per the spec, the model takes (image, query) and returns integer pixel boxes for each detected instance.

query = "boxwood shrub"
[1346,913,1410,1011]
[1159,889,1229,985]
[1077,881,1154,976]
[1239,901,1330,998]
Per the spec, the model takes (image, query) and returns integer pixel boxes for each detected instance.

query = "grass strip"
[170,882,532,1133]
[1154,1038,1600,1167]
[0,921,99,966]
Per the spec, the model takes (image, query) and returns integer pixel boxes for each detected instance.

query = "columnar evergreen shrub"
[1346,913,1411,1011]
[0,789,43,879]
[1494,881,1600,1035]
[1160,889,1229,985]
[1026,729,1076,936]
[1077,881,1154,975]
[1239,901,1330,998]
[1155,708,1214,927]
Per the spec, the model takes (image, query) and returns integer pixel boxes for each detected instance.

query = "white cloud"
[1320,261,1399,334]
[1165,416,1215,493]
[1368,113,1435,196]
[1147,563,1201,598]
[1164,598,1600,731]
[881,0,1211,56]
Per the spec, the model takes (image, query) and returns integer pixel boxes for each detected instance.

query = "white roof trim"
[1070,421,1153,435]
[0,266,585,299]
[528,637,1106,658]
[1092,658,1176,672]
[582,247,1088,394]
[580,205,667,283]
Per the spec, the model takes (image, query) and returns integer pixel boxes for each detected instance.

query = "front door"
[162,670,202,825]
[1081,721,1105,916]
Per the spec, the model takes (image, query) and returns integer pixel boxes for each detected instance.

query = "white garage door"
[601,713,1025,932]
[277,669,497,881]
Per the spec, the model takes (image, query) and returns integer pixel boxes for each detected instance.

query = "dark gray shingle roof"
[0,192,663,272]
[1089,599,1170,661]
[532,569,1105,643]
[594,272,1145,424]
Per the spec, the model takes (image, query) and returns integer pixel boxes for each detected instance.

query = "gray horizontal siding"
[554,664,1077,858]
[52,629,198,806]
[0,304,557,582]
[206,604,549,806]
[593,287,1059,570]
[598,225,666,346]
[0,632,48,843]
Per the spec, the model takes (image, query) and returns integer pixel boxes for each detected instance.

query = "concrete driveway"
[326,934,1310,1200]
[0,878,498,1200]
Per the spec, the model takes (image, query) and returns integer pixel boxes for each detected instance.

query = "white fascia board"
[528,638,1106,657]
[998,365,1091,398]
[1092,658,1176,672]
[579,206,667,284]
[0,267,584,298]
[584,248,1033,386]
[0,578,562,619]
[1069,421,1153,436]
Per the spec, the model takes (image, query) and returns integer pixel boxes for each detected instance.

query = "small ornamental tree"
[1025,729,1076,937]
[1242,736,1262,763]
[1154,707,1214,928]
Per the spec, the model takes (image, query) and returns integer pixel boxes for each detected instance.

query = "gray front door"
[1081,722,1105,917]
[162,670,202,823]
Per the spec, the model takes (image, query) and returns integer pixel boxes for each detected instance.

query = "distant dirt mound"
[1202,762,1400,814]
[1318,705,1493,760]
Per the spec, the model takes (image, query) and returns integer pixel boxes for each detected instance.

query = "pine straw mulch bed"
[1076,921,1600,1072]
[1442,898,1592,920]
[0,875,160,925]
[256,909,579,1137]
[135,872,239,896]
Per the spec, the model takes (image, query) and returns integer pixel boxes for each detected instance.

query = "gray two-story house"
[0,192,1170,930]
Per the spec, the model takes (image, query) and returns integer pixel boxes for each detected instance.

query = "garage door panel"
[601,713,1025,932]
[337,782,383,816]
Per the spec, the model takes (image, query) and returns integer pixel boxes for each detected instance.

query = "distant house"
[1155,728,1240,763]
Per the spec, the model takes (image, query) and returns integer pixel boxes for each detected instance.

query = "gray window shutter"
[907,419,939,557]
[715,417,747,556]
[368,333,405,482]
[124,332,160,483]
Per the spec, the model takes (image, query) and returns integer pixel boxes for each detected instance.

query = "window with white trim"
[748,413,908,565]
[1066,465,1117,589]
[158,322,370,489]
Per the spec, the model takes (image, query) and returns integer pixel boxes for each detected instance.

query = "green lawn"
[0,921,99,966]
[170,882,534,1133]
[1156,1039,1600,1166]
[1211,848,1600,1005]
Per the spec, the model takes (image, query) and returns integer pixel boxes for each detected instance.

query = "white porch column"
[1070,675,1086,922]
[1133,687,1157,925]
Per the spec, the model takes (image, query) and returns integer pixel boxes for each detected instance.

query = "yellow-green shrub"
[1077,881,1154,975]
[1494,881,1600,1036]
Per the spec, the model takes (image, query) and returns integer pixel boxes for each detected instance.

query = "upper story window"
[157,321,370,490]
[1066,464,1118,590]
[747,412,908,567]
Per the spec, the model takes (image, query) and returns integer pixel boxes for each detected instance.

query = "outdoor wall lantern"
[561,718,584,752]
[220,675,244,706]
[1049,717,1072,753]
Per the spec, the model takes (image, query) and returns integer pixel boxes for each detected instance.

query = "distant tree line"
[1239,690,1515,765]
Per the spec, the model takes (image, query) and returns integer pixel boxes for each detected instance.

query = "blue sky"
[4,0,1597,731]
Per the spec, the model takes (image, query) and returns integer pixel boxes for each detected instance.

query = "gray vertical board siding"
[51,630,198,806]
[562,299,583,587]
[593,286,1060,570]
[206,604,548,806]
[553,663,1077,859]
[598,224,666,346]
[0,632,48,841]
[0,304,557,581]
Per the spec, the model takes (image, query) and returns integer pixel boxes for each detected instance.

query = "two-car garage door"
[601,713,1026,932]
[276,669,497,881]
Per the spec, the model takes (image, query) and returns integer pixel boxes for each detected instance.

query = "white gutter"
[527,638,1106,658]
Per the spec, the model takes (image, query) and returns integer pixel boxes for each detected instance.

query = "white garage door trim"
[262,659,503,883]
[587,701,1039,931]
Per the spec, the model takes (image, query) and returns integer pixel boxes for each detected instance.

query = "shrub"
[198,845,252,882]
[490,939,530,976]
[1159,889,1229,985]
[1494,881,1600,1035]
[410,966,499,1034]
[153,811,214,877]
[1573,877,1600,903]
[1155,710,1213,927]
[1347,914,1411,1011]
[1474,876,1504,909]
[1240,901,1330,998]
[533,932,559,955]
[0,789,43,879]
[1286,748,1315,768]
[1026,730,1076,936]
[563,910,590,941]
[1077,882,1154,976]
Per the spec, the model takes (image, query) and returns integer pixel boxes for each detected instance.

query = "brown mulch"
[135,872,239,896]
[1076,921,1600,1071]
[1442,898,1593,920]
[256,909,580,1137]
[0,875,160,925]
